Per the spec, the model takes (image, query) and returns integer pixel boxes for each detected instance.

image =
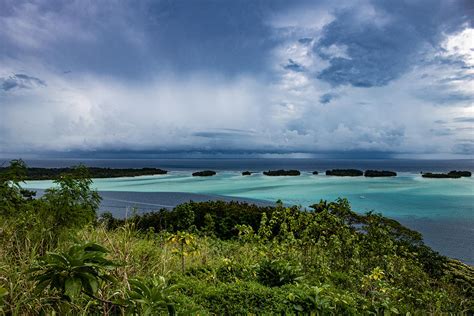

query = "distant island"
[0,167,168,180]
[263,169,301,176]
[192,170,217,177]
[364,170,397,177]
[9,166,472,181]
[422,170,472,179]
[326,169,363,176]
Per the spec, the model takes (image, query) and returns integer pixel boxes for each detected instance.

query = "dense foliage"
[422,170,472,178]
[451,170,472,177]
[364,170,397,177]
[326,169,363,176]
[191,170,217,177]
[1,160,473,315]
[0,166,168,180]
[263,170,301,176]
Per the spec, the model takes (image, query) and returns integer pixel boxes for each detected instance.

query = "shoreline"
[18,168,474,181]
[6,157,473,173]
[30,188,474,265]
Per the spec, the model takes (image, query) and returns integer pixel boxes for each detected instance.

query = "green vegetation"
[192,170,217,177]
[451,170,472,177]
[326,169,363,176]
[263,169,301,176]
[0,166,168,180]
[422,173,460,179]
[364,170,397,177]
[1,160,473,315]
[422,170,472,178]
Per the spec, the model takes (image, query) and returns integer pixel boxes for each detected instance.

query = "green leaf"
[84,243,109,253]
[47,252,68,264]
[0,286,8,298]
[293,304,304,312]
[64,277,82,299]
[87,276,99,294]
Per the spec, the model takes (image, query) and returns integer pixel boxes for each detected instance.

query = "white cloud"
[0,64,270,152]
[0,48,472,157]
[318,44,351,59]
[442,27,474,67]
[0,2,94,49]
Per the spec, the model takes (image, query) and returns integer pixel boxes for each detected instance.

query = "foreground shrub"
[257,259,302,287]
[29,242,116,302]
[1,160,101,252]
[126,276,179,315]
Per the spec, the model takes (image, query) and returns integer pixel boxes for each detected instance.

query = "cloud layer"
[0,0,473,158]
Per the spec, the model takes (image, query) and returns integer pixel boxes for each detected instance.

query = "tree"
[0,159,35,217]
[167,232,198,273]
[42,165,101,232]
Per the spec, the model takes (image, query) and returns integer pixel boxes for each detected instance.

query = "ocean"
[20,158,474,264]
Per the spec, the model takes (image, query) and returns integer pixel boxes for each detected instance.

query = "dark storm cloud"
[298,38,313,45]
[453,142,474,154]
[192,129,256,139]
[0,74,46,91]
[0,0,296,79]
[319,93,338,104]
[140,0,294,76]
[315,0,472,87]
[283,59,306,72]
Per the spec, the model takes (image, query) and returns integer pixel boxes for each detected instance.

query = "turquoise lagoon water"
[25,171,473,220]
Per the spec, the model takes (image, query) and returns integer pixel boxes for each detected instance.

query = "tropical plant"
[167,231,198,273]
[126,276,179,315]
[29,242,116,302]
[257,258,302,287]
[0,159,35,217]
[42,165,101,232]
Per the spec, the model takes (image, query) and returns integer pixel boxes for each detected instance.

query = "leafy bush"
[214,258,257,282]
[180,280,289,314]
[1,161,101,251]
[167,231,198,273]
[116,200,276,239]
[257,259,302,287]
[42,165,101,232]
[126,276,179,315]
[29,242,116,301]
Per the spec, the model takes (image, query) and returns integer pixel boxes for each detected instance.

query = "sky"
[0,0,473,159]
